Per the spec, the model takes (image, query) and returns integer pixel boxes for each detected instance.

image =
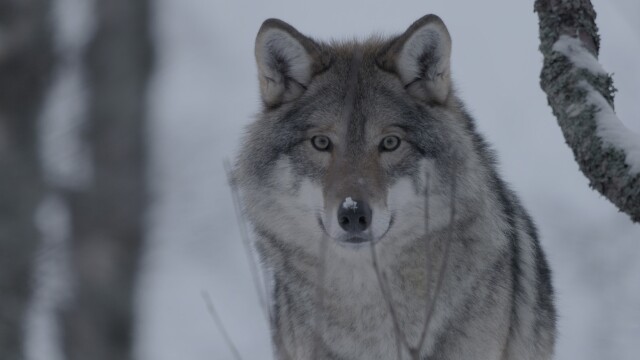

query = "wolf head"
[236,15,489,251]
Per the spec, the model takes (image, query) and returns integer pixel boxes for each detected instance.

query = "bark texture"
[535,0,640,223]
[0,0,53,358]
[59,0,153,359]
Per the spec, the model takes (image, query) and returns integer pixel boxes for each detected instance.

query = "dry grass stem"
[202,291,243,360]
[224,160,268,316]
[312,232,330,359]
[413,163,459,358]
[370,163,458,360]
[416,171,433,353]
[224,160,294,360]
[370,240,410,359]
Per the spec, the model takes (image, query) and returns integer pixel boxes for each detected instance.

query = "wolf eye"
[311,135,331,151]
[380,135,401,152]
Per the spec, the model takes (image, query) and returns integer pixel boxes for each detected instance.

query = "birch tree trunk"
[535,0,640,223]
[59,0,153,359]
[0,1,53,358]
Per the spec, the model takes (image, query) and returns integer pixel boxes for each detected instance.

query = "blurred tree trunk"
[0,0,53,358]
[535,0,640,223]
[59,0,153,359]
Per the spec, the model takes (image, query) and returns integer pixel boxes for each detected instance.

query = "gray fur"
[235,14,556,360]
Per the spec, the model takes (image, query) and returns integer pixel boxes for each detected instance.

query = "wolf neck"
[262,231,442,352]
[259,202,504,357]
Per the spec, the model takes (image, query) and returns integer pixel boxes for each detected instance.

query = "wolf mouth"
[344,236,370,244]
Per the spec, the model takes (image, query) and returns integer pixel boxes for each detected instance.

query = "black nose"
[337,198,372,233]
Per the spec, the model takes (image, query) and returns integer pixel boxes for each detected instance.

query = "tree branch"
[535,0,640,223]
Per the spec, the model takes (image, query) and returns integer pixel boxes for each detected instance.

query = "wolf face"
[238,16,484,251]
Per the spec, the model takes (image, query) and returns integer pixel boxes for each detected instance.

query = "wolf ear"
[377,15,452,104]
[255,19,327,106]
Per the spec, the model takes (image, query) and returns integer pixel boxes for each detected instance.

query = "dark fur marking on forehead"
[341,49,364,142]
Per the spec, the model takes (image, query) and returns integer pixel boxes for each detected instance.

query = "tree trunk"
[535,0,640,223]
[0,0,53,358]
[59,0,153,359]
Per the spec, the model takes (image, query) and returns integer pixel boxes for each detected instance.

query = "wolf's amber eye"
[311,135,331,151]
[380,135,401,152]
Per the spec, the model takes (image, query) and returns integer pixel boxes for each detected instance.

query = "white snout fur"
[254,158,450,249]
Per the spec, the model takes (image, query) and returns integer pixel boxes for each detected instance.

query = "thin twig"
[202,291,243,360]
[382,271,407,360]
[370,241,411,358]
[224,160,268,317]
[312,232,330,359]
[414,171,433,356]
[224,160,295,360]
[413,162,459,357]
[415,171,432,353]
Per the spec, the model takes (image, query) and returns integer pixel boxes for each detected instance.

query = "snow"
[553,34,640,174]
[578,80,640,174]
[342,197,358,210]
[552,35,607,75]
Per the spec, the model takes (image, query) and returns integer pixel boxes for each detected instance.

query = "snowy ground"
[135,0,640,359]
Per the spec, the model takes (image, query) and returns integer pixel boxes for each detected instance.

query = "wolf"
[234,14,556,360]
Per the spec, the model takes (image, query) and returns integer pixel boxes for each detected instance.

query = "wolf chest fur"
[234,14,556,360]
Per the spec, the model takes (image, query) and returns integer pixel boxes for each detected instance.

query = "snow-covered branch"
[535,0,640,223]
